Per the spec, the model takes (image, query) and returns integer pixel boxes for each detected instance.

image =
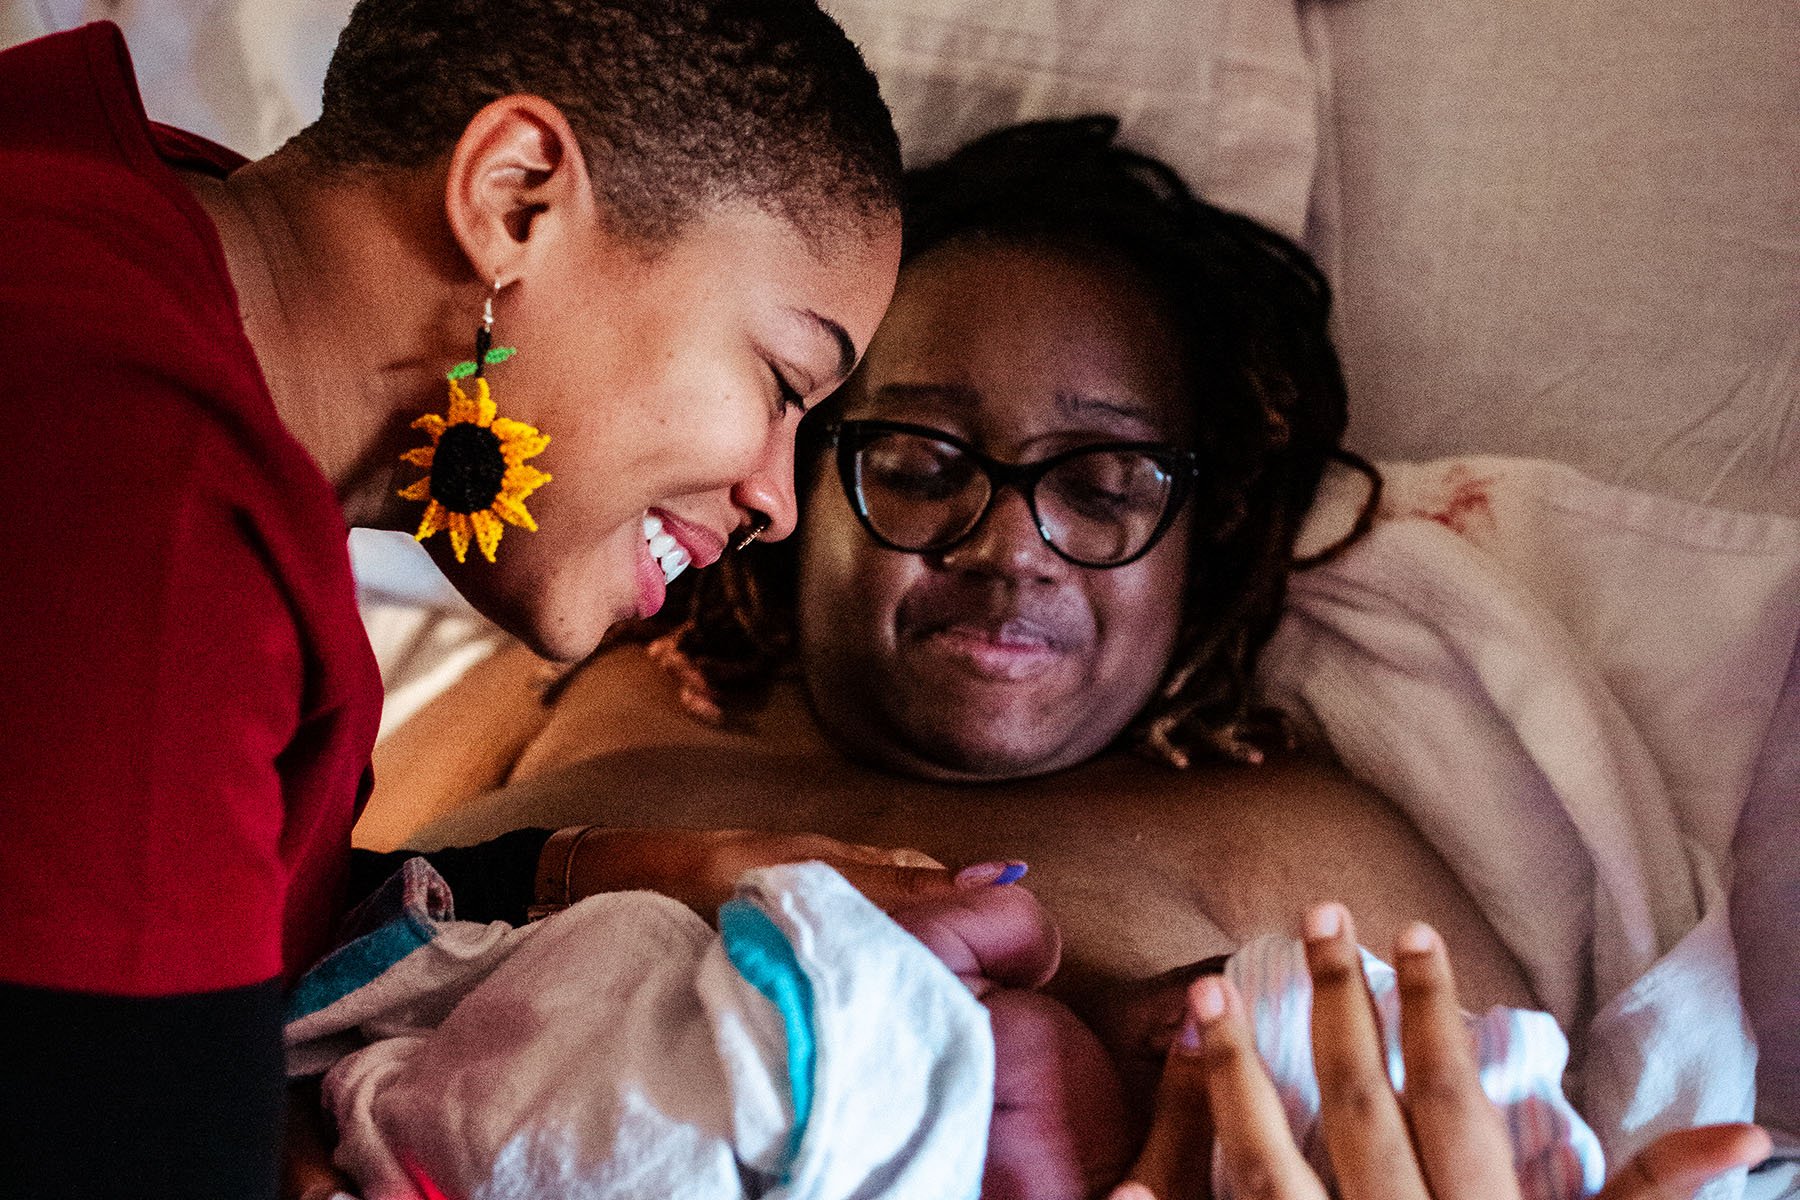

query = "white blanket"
[287,861,994,1200]
[1258,456,1800,1197]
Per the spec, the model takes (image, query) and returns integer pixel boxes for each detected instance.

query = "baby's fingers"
[1391,921,1519,1199]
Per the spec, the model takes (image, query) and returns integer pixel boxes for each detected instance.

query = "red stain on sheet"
[1411,466,1497,539]
[398,1149,455,1200]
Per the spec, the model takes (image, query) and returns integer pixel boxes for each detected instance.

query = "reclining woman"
[365,117,1528,1065]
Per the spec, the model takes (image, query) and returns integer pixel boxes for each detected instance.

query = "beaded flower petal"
[398,356,551,564]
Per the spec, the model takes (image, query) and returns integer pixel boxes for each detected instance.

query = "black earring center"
[431,423,507,513]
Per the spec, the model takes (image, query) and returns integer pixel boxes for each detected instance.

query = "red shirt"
[0,23,382,997]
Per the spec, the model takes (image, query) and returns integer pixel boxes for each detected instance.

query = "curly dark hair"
[293,0,901,242]
[606,117,1376,767]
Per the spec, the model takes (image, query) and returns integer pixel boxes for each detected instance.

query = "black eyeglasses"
[823,419,1199,569]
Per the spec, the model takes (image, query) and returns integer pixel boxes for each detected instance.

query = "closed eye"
[772,369,807,417]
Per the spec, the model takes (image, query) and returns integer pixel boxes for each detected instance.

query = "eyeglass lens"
[852,430,1177,565]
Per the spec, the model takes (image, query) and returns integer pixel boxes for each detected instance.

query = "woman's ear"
[443,94,598,287]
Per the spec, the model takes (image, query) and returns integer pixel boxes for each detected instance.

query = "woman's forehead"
[850,240,1193,446]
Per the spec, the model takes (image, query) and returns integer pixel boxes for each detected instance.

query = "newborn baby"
[288,861,1598,1200]
[285,858,1129,1200]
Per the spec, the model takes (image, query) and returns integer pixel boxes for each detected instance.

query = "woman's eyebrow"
[1055,389,1157,432]
[798,308,857,380]
[869,382,982,408]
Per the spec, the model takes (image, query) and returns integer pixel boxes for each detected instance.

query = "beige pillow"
[823,0,1321,241]
[1308,0,1799,518]
[9,1,1325,239]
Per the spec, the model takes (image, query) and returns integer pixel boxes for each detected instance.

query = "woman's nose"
[937,486,1062,581]
[730,419,801,542]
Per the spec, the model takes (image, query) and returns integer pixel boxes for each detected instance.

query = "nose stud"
[732,515,771,553]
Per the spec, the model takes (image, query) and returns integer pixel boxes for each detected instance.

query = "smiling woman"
[800,239,1202,779]
[664,115,1367,780]
[426,200,896,654]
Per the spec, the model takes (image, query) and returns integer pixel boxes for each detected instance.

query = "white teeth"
[643,511,690,584]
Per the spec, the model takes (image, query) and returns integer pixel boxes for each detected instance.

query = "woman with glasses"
[358,119,1765,1198]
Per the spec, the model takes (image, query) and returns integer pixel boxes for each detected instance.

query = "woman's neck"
[181,153,484,529]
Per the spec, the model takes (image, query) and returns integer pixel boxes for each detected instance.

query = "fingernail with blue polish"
[955,860,1029,888]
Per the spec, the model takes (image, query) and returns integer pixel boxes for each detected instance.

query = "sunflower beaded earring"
[398,282,552,564]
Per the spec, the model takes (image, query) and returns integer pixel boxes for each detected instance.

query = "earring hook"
[474,278,500,377]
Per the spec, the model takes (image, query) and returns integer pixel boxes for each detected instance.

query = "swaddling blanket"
[1258,457,1800,1198]
[284,859,994,1200]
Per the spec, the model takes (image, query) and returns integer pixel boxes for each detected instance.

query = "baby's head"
[890,882,1132,1199]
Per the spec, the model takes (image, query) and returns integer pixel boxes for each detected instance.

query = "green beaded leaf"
[445,347,515,381]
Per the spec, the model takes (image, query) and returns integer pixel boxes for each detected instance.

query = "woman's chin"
[457,577,629,665]
[882,722,1086,785]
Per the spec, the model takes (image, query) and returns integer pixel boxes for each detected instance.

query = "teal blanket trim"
[719,899,817,1179]
[283,912,435,1024]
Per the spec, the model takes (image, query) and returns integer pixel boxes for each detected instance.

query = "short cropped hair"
[295,0,901,242]
[613,117,1376,768]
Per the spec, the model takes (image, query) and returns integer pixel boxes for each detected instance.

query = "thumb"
[1597,1125,1772,1200]
[829,860,957,912]
[891,882,1062,990]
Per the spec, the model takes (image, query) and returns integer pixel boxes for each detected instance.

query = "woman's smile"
[913,621,1065,682]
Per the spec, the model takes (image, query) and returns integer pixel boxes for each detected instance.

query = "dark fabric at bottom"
[0,977,284,1199]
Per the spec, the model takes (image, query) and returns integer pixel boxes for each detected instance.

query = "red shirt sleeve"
[0,24,381,997]
[0,384,306,995]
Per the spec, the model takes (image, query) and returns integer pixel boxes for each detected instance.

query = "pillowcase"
[15,0,1323,242]
[822,0,1320,240]
[1306,0,1800,517]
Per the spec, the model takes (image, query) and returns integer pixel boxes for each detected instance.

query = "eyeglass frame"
[819,418,1202,569]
